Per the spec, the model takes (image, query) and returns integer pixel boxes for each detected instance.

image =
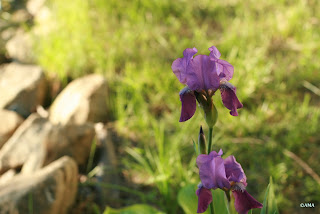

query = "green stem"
[207,127,214,214]
[207,127,213,154]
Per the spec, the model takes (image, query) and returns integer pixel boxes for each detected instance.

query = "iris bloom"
[196,149,263,214]
[172,46,243,123]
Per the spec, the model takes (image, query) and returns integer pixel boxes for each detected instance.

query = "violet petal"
[215,59,234,81]
[233,190,263,214]
[208,46,221,59]
[224,156,247,185]
[219,82,243,116]
[196,187,213,213]
[179,87,197,122]
[172,48,198,84]
[185,55,220,91]
[196,151,231,190]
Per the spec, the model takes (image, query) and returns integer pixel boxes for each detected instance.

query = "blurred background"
[0,0,319,213]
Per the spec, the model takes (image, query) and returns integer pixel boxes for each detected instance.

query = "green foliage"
[261,178,279,214]
[34,0,320,213]
[212,189,230,214]
[104,204,164,214]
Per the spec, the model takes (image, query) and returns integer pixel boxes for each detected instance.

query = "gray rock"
[0,62,47,118]
[0,109,23,149]
[0,114,95,174]
[49,74,109,125]
[5,30,35,63]
[0,156,78,214]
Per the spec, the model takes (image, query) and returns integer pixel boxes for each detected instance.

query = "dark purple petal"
[219,81,243,116]
[179,87,196,122]
[196,187,213,213]
[172,48,198,84]
[232,190,263,214]
[196,150,231,190]
[224,156,247,185]
[208,46,221,59]
[185,55,220,91]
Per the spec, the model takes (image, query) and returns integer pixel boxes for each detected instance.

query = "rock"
[49,74,109,125]
[0,109,24,149]
[0,156,78,214]
[0,114,95,174]
[5,29,34,63]
[93,123,119,206]
[0,62,47,118]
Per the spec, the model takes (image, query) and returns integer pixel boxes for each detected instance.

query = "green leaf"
[103,204,164,214]
[178,184,209,214]
[260,177,279,214]
[212,189,230,214]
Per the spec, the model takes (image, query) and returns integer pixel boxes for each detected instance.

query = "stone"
[0,114,95,174]
[49,74,108,125]
[0,156,78,214]
[0,109,23,149]
[0,62,47,118]
[5,29,35,63]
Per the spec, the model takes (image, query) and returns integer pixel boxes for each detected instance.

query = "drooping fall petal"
[219,81,243,116]
[196,187,213,213]
[232,190,263,214]
[196,150,231,190]
[179,87,197,122]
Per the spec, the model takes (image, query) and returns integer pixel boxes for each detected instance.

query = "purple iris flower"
[172,46,243,122]
[196,149,263,214]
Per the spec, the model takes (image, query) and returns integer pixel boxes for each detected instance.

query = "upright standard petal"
[172,48,198,84]
[233,190,263,214]
[185,55,220,91]
[224,156,247,185]
[179,87,197,122]
[196,187,213,213]
[196,151,231,190]
[219,81,243,116]
[208,46,221,59]
[209,46,234,81]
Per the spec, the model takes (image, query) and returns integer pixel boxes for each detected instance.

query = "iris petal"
[224,156,247,185]
[196,187,213,213]
[219,82,243,116]
[196,150,231,190]
[233,190,263,214]
[172,48,198,84]
[186,55,220,91]
[179,87,197,122]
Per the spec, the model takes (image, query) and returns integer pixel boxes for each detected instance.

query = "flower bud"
[198,126,207,154]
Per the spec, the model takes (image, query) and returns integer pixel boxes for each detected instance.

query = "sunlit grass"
[34,0,320,213]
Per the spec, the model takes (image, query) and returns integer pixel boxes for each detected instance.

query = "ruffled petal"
[172,48,198,84]
[208,46,221,59]
[196,150,231,190]
[179,87,196,122]
[232,190,263,214]
[224,156,247,185]
[185,55,220,91]
[219,81,243,116]
[215,59,234,81]
[196,187,213,213]
[208,46,234,81]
